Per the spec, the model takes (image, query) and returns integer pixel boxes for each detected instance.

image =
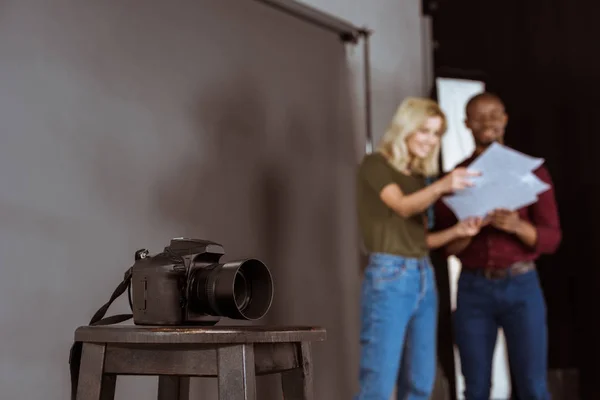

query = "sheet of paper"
[522,172,551,195]
[499,179,541,210]
[442,195,478,221]
[469,142,544,177]
[441,143,551,220]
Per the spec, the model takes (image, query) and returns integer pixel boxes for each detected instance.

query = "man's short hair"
[466,92,504,116]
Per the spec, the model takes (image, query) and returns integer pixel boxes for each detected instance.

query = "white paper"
[442,143,551,220]
[522,172,551,195]
[469,142,544,177]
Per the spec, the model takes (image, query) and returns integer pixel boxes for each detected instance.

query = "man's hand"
[490,208,521,233]
[454,216,489,238]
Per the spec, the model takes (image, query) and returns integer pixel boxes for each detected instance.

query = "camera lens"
[233,272,251,310]
[189,259,274,320]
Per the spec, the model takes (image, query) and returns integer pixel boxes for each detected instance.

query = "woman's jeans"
[355,253,438,400]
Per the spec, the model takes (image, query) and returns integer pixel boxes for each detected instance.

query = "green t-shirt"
[357,152,428,258]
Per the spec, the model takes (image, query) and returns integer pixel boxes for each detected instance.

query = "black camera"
[68,238,274,399]
[131,238,274,325]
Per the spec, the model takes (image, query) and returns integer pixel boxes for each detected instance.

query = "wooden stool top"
[74,325,326,344]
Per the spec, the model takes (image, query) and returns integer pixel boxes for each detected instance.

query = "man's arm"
[528,166,562,253]
[514,219,538,247]
[491,209,537,247]
[491,166,561,252]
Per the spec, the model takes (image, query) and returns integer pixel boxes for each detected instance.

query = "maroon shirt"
[434,153,562,269]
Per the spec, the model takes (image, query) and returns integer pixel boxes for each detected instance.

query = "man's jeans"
[355,253,438,400]
[454,267,550,400]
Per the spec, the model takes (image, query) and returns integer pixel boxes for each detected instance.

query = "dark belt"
[461,261,535,280]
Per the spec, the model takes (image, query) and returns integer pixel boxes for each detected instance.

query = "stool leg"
[281,342,314,400]
[100,376,116,400]
[217,344,256,400]
[76,343,116,400]
[158,376,190,400]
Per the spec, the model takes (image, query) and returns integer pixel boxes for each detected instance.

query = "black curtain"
[429,0,600,398]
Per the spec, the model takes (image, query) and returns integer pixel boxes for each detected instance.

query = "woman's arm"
[427,225,460,249]
[427,217,486,250]
[380,181,444,219]
[380,167,479,218]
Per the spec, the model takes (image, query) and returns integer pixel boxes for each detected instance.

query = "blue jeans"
[355,253,438,400]
[454,268,549,400]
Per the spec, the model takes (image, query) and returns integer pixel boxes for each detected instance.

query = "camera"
[131,238,274,325]
[68,238,274,399]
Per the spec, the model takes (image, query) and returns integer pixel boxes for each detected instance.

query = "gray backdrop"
[0,0,431,398]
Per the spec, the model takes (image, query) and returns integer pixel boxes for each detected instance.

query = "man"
[434,92,561,400]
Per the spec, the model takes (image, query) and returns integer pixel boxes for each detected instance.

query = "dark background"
[427,0,599,398]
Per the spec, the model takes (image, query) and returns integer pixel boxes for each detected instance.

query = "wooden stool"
[74,325,326,400]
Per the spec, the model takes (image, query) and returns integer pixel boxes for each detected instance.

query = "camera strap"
[68,267,134,400]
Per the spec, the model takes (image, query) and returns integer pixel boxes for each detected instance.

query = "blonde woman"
[355,98,483,400]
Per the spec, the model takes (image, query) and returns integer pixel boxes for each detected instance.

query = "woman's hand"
[427,215,489,250]
[439,167,481,193]
[453,216,489,238]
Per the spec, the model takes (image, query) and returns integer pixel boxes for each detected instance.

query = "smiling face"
[465,94,508,151]
[378,97,446,177]
[405,115,443,160]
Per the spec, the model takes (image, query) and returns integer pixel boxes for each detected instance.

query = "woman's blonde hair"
[377,97,447,177]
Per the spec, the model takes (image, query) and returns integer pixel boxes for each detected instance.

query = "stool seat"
[74,324,326,400]
[75,325,326,344]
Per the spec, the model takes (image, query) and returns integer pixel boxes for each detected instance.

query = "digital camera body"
[131,238,274,326]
